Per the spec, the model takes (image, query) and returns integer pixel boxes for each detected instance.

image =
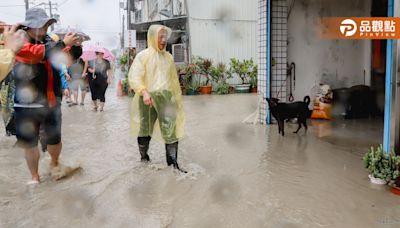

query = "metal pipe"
[266,0,271,124]
[184,0,191,63]
[393,0,400,154]
[24,0,29,10]
[383,0,395,153]
[127,0,131,30]
[49,0,54,31]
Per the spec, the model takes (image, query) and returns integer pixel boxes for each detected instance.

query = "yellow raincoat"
[128,25,185,144]
[0,49,15,82]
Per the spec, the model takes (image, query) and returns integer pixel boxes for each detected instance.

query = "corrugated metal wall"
[186,0,258,71]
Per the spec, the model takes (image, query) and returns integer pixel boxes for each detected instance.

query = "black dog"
[266,96,311,136]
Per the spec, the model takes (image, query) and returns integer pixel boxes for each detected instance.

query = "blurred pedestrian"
[87,49,111,111]
[66,45,87,106]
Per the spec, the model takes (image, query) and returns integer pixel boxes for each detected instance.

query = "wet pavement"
[1,90,400,228]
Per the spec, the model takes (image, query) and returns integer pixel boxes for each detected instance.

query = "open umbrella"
[81,45,115,62]
[52,26,91,42]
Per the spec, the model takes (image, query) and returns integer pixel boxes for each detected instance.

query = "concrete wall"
[287,0,372,100]
[187,0,258,84]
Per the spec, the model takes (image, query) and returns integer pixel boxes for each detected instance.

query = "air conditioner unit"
[172,44,185,63]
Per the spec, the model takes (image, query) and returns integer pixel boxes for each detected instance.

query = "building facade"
[127,0,258,73]
[258,0,400,153]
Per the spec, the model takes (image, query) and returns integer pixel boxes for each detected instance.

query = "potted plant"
[186,77,201,95]
[193,57,213,94]
[392,176,400,196]
[210,63,232,95]
[177,64,187,94]
[180,63,198,95]
[228,58,252,93]
[216,81,230,95]
[249,60,258,93]
[363,145,400,185]
[390,154,400,196]
[117,52,129,96]
[210,63,225,83]
[121,78,129,96]
[119,53,128,66]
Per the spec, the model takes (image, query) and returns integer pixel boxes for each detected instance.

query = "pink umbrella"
[81,45,115,62]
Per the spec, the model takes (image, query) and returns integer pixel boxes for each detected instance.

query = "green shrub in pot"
[363,145,400,182]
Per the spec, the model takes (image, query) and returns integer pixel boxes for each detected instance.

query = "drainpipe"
[383,0,395,154]
[266,0,272,124]
[184,0,191,63]
[393,0,400,154]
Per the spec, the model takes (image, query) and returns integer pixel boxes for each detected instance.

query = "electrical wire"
[0,5,25,8]
[58,0,71,7]
[0,10,21,19]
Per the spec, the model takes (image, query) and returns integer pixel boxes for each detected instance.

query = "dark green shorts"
[138,90,178,144]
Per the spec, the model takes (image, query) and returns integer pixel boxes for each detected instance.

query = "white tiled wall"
[258,0,288,124]
[270,0,288,102]
[258,0,267,124]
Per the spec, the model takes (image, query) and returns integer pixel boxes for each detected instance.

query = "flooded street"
[1,90,400,228]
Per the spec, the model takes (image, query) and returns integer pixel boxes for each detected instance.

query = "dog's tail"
[304,96,311,105]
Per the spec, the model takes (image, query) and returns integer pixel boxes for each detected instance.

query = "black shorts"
[14,106,62,148]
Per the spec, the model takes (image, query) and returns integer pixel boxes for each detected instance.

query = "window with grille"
[172,44,185,63]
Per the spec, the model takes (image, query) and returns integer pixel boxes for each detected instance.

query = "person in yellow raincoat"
[1,23,25,136]
[0,22,25,81]
[128,24,185,172]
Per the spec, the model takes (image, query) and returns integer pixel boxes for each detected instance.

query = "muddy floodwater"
[1,90,400,228]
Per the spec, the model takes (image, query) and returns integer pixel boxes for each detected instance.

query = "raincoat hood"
[147,24,172,52]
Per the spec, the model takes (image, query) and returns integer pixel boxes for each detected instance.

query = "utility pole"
[127,0,131,30]
[122,14,125,49]
[24,0,29,11]
[48,0,54,31]
[38,1,59,30]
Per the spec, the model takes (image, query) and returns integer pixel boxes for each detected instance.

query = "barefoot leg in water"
[48,143,61,168]
[25,147,41,183]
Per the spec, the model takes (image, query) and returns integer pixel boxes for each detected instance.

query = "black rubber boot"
[165,142,187,173]
[138,136,151,162]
